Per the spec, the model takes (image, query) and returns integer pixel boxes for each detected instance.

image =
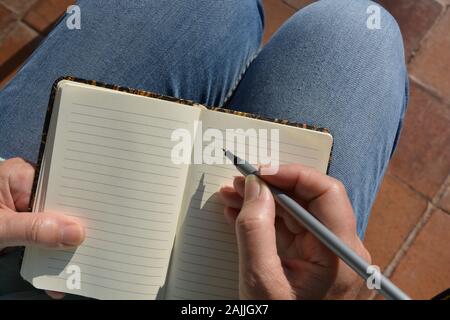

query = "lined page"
[165,108,333,299]
[21,81,201,299]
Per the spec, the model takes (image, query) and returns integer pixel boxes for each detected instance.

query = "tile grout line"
[388,170,450,214]
[0,0,47,36]
[367,205,432,300]
[368,174,450,299]
[407,4,450,108]
[406,4,450,107]
[388,172,429,202]
[22,19,43,35]
[435,0,450,8]
[407,3,448,65]
[0,0,19,15]
[409,75,450,108]
[281,0,300,11]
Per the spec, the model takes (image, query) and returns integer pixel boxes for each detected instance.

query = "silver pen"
[223,149,411,300]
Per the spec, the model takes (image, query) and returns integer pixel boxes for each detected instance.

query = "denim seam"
[221,48,261,107]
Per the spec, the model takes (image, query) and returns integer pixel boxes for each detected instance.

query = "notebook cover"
[29,76,334,210]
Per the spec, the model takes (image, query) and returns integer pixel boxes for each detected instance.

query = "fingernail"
[61,224,84,246]
[244,174,261,202]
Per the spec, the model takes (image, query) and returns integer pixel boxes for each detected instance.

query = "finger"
[275,205,304,234]
[235,175,278,263]
[0,209,85,248]
[10,160,35,212]
[236,175,305,235]
[0,158,35,211]
[235,175,292,298]
[219,187,243,209]
[274,216,295,256]
[260,164,356,240]
[224,206,239,226]
[46,290,65,300]
[260,164,334,201]
[233,176,245,197]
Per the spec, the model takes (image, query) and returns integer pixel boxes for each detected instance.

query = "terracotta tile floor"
[0,0,449,300]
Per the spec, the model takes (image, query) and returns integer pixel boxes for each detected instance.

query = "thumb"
[236,175,281,273]
[0,209,85,249]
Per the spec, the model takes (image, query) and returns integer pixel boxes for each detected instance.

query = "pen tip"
[222,148,235,164]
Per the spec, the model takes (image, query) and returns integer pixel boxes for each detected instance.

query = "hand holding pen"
[219,150,410,300]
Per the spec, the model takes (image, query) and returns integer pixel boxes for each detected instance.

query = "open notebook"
[21,77,333,299]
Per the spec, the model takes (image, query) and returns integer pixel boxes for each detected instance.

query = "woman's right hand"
[219,164,371,300]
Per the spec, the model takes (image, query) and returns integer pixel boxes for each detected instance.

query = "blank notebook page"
[165,108,333,299]
[21,81,201,299]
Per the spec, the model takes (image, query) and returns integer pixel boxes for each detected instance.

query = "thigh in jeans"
[226,0,408,238]
[0,0,264,163]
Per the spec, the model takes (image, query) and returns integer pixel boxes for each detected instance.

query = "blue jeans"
[0,0,407,298]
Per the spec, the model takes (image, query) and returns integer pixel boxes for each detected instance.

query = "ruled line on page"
[69,115,177,132]
[69,118,174,134]
[191,197,223,207]
[66,214,171,233]
[194,171,231,180]
[188,200,224,214]
[55,250,166,269]
[58,278,159,296]
[62,166,178,188]
[58,194,175,215]
[180,239,238,260]
[72,102,190,124]
[67,139,172,160]
[68,130,174,151]
[182,241,238,255]
[178,257,237,273]
[189,205,224,217]
[187,211,228,224]
[48,257,163,276]
[56,203,172,224]
[206,126,321,151]
[196,179,222,187]
[177,267,238,283]
[85,226,169,241]
[64,148,180,170]
[63,157,180,178]
[68,119,172,140]
[176,277,236,291]
[80,244,168,260]
[183,229,236,246]
[50,273,158,296]
[180,250,238,264]
[184,232,236,246]
[181,235,236,251]
[47,266,160,287]
[60,176,176,197]
[187,215,229,228]
[184,223,234,236]
[198,189,228,197]
[87,236,168,250]
[59,185,175,205]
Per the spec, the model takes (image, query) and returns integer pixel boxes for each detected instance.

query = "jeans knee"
[280,0,404,60]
